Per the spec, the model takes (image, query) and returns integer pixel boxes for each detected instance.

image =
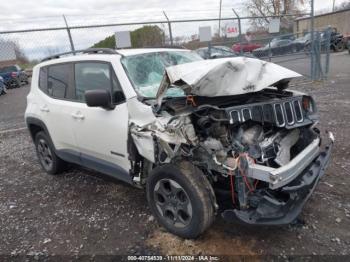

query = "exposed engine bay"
[125,49,336,225]
[128,85,331,224]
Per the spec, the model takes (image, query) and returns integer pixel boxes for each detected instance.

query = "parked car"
[300,28,346,53]
[24,68,33,77]
[232,42,262,53]
[292,33,315,51]
[0,65,29,88]
[271,34,296,43]
[195,46,254,59]
[253,39,298,57]
[25,48,333,239]
[325,27,346,52]
[0,76,7,95]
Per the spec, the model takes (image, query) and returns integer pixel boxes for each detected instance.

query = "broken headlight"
[302,95,316,114]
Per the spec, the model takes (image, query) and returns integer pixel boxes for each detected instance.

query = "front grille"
[228,98,305,128]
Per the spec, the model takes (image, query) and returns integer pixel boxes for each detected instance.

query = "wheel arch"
[26,117,56,150]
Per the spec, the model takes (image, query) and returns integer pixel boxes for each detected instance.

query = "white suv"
[25,48,333,239]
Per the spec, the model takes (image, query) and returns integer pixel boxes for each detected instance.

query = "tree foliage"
[92,25,165,49]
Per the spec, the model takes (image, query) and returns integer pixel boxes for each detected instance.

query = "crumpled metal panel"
[156,57,301,102]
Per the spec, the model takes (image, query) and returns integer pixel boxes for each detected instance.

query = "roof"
[40,48,191,66]
[117,48,190,56]
[38,48,191,67]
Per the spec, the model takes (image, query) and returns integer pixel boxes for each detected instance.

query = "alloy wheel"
[37,138,53,171]
[153,178,193,228]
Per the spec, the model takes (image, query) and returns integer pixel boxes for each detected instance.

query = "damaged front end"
[128,57,334,225]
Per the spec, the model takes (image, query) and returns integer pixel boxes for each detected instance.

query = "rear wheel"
[34,131,67,175]
[146,161,216,239]
[334,41,345,52]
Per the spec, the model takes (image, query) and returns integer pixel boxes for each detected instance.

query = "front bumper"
[222,137,333,225]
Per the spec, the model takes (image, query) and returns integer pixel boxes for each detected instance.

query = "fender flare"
[26,117,56,150]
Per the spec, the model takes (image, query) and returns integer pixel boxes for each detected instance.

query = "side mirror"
[85,89,115,110]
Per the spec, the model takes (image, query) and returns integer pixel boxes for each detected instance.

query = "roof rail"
[41,48,121,62]
[140,45,187,49]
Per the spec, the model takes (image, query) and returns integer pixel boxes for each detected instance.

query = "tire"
[34,131,67,175]
[304,44,311,55]
[146,161,216,239]
[334,41,345,52]
[9,79,20,88]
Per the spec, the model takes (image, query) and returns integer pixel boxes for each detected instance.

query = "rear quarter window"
[47,63,74,99]
[38,67,48,93]
[48,64,69,98]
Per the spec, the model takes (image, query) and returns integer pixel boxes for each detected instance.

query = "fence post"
[232,9,242,54]
[163,11,173,46]
[63,15,75,53]
[324,26,331,79]
[315,32,323,79]
[310,0,315,80]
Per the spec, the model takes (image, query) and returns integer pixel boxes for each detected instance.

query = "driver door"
[70,61,131,183]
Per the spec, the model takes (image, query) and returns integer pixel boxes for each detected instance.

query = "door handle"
[71,112,85,120]
[39,105,49,112]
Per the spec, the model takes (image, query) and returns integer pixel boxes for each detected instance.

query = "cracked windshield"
[122,51,202,98]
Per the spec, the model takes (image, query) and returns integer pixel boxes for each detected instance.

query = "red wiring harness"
[229,154,259,207]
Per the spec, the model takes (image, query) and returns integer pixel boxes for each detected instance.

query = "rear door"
[36,63,79,161]
[69,61,131,182]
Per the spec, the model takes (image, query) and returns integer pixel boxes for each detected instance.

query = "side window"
[74,62,125,103]
[111,70,125,104]
[48,64,73,99]
[38,67,48,93]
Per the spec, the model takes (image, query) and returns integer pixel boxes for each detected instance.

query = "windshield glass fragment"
[121,51,202,98]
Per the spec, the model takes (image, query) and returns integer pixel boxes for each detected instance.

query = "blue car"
[0,65,28,89]
[0,76,7,95]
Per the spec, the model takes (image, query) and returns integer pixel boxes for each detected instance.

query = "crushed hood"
[156,57,301,103]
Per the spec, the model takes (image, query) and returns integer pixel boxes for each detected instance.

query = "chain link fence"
[0,11,334,82]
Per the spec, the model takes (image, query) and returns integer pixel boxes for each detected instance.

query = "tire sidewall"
[146,164,208,238]
[34,131,59,175]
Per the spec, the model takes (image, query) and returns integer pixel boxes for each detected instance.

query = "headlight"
[302,95,316,114]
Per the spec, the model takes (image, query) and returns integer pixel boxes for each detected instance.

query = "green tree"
[130,25,165,48]
[92,35,115,49]
[92,25,165,48]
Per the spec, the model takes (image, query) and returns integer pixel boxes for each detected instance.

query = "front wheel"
[146,161,216,239]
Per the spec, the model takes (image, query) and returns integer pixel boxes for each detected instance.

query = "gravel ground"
[0,52,350,259]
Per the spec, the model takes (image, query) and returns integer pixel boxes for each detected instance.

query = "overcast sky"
[0,0,346,28]
[0,0,347,60]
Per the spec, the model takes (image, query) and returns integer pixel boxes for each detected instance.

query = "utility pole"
[332,0,336,12]
[218,0,222,37]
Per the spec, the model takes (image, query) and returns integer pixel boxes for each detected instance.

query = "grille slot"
[241,108,252,121]
[293,100,303,122]
[284,102,295,125]
[252,105,263,122]
[274,104,285,127]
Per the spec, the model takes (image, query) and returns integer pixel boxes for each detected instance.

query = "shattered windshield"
[121,51,203,98]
